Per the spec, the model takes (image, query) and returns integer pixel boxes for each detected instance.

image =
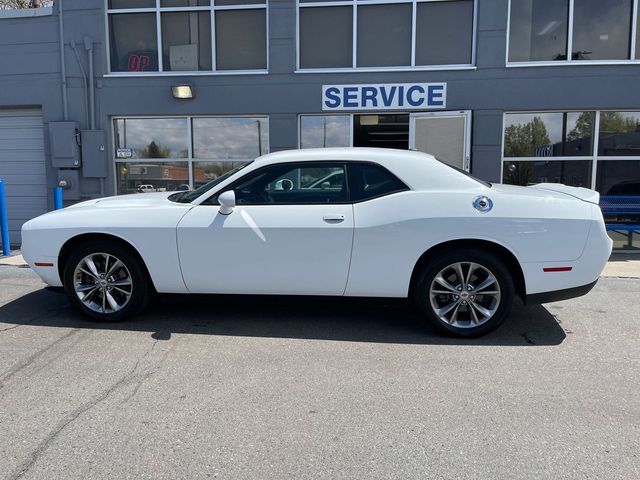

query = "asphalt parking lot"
[1,265,639,480]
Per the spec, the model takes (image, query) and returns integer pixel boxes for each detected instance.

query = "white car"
[21,148,612,337]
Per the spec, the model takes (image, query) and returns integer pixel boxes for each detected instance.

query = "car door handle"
[323,214,345,223]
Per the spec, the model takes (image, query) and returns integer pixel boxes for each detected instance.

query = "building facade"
[0,0,639,247]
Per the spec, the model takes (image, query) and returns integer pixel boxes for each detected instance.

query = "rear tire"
[413,248,515,338]
[63,239,151,322]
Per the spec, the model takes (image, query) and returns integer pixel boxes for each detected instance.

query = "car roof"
[255,147,437,166]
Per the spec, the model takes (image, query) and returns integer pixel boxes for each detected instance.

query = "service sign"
[322,83,447,111]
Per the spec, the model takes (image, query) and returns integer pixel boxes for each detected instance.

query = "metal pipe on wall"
[57,0,68,120]
[70,41,89,129]
[84,37,96,131]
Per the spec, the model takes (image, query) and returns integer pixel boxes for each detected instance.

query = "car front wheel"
[63,240,151,321]
[414,249,515,337]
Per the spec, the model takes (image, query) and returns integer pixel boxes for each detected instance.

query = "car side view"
[21,148,613,337]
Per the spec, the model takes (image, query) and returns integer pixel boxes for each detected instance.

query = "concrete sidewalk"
[2,250,639,277]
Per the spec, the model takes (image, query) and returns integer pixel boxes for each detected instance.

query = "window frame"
[506,0,640,67]
[500,110,640,191]
[295,0,478,73]
[112,114,269,195]
[201,160,410,205]
[104,0,269,76]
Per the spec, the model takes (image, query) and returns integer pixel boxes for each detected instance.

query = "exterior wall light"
[171,85,194,99]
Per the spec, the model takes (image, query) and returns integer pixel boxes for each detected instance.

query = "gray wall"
[1,0,639,201]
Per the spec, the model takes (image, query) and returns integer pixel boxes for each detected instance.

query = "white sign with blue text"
[322,83,447,111]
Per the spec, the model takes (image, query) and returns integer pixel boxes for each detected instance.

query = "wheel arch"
[408,239,526,300]
[57,232,156,291]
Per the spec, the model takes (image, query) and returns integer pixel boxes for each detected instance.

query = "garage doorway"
[409,111,471,171]
[0,109,47,247]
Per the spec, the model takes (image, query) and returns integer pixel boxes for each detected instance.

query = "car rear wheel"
[414,249,515,337]
[63,240,151,321]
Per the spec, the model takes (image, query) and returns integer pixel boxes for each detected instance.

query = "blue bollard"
[0,179,10,256]
[54,186,63,210]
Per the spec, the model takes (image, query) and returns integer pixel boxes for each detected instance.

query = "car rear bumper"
[525,279,598,305]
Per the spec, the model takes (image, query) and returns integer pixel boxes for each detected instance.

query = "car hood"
[66,192,178,209]
[490,183,600,204]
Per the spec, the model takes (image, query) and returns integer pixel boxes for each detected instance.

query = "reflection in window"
[114,118,188,158]
[109,14,159,72]
[597,160,640,195]
[161,12,212,71]
[116,162,189,195]
[357,4,412,67]
[193,161,247,189]
[508,0,568,62]
[502,160,592,187]
[572,0,632,60]
[192,117,269,159]
[300,115,351,149]
[598,112,640,156]
[416,0,473,65]
[503,112,594,157]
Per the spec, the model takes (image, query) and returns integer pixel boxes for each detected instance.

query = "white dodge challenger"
[22,148,612,337]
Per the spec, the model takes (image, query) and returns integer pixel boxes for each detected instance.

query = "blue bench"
[599,196,640,248]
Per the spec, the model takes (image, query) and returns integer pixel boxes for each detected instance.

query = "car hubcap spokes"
[73,253,133,314]
[429,262,501,328]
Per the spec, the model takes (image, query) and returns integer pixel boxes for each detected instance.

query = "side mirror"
[218,190,235,215]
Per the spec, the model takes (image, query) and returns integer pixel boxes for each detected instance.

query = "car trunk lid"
[528,183,600,204]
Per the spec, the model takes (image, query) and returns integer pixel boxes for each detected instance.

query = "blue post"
[54,186,63,210]
[0,179,10,257]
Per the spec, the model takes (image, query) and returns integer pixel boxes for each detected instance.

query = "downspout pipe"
[70,41,89,129]
[84,37,96,130]
[57,0,68,120]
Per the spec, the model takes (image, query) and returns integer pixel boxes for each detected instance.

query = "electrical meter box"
[81,130,107,178]
[49,122,81,168]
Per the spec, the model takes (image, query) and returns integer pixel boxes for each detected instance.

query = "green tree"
[567,112,594,141]
[137,141,172,159]
[504,116,551,157]
[599,112,640,133]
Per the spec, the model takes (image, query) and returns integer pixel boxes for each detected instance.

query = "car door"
[176,162,354,295]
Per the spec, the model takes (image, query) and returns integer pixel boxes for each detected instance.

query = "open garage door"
[0,109,47,247]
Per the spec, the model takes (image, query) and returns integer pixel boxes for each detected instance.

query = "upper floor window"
[297,0,475,71]
[508,0,638,64]
[107,0,267,74]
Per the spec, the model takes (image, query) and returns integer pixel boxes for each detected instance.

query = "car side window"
[347,163,408,202]
[210,163,348,205]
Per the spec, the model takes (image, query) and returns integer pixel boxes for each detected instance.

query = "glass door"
[409,111,472,171]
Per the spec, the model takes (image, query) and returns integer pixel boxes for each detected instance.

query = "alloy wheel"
[429,262,501,328]
[73,252,133,314]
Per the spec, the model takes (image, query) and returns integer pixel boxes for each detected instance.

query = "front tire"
[414,249,515,337]
[63,240,151,321]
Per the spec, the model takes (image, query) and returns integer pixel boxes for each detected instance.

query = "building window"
[297,0,476,70]
[114,116,268,194]
[502,111,640,242]
[299,115,351,148]
[508,0,638,64]
[107,0,268,74]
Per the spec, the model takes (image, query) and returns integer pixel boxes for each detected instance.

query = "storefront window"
[598,112,640,156]
[508,0,637,63]
[114,116,268,194]
[215,9,267,70]
[572,0,632,60]
[357,4,412,67]
[107,1,267,73]
[504,112,594,157]
[117,162,190,194]
[109,13,159,72]
[298,0,475,70]
[161,12,212,71]
[299,115,351,149]
[597,160,640,195]
[299,7,352,69]
[502,160,592,187]
[416,0,474,65]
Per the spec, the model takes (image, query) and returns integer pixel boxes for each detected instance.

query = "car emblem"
[473,196,493,213]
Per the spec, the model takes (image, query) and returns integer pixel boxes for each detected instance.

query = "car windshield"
[169,162,253,204]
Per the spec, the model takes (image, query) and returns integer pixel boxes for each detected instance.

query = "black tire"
[413,248,515,338]
[63,239,151,322]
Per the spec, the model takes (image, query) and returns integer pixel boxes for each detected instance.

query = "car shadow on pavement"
[0,289,566,346]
